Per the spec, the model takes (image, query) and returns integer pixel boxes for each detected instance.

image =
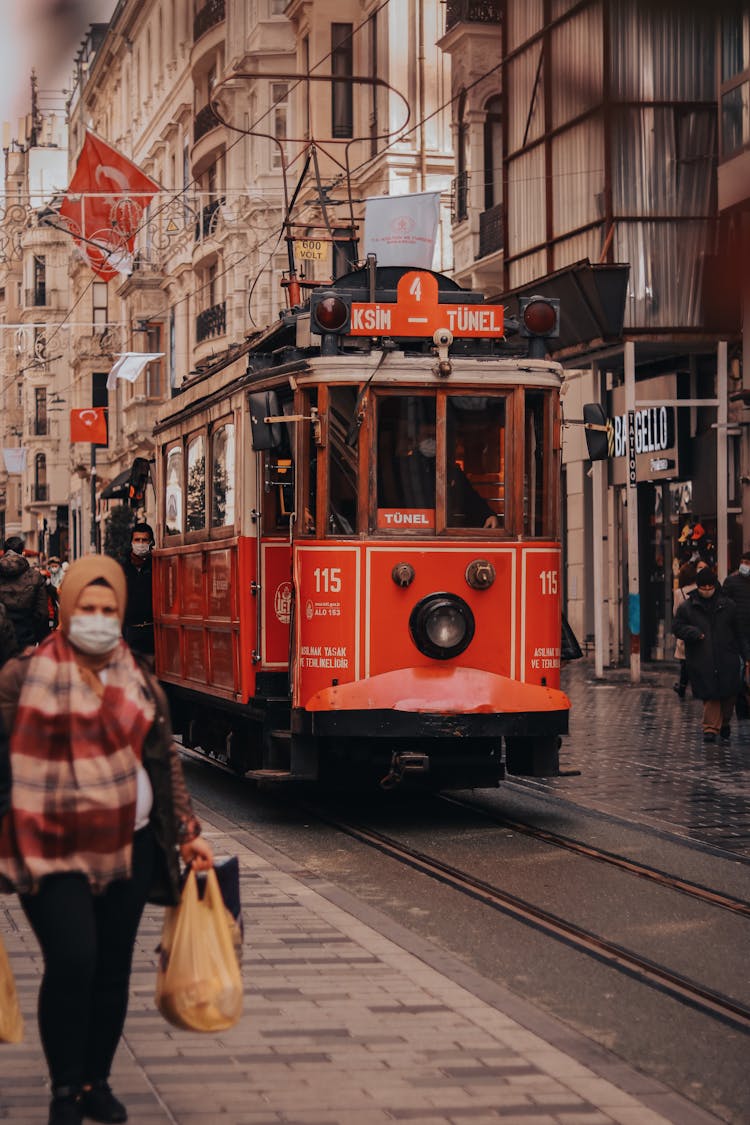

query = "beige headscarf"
[58,554,127,634]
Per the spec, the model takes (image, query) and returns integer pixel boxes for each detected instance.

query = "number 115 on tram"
[151,266,576,789]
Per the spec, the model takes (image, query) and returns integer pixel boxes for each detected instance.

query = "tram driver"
[400,421,499,528]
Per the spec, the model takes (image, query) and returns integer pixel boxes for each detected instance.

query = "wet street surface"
[540,660,750,857]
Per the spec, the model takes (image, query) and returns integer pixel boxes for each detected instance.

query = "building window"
[34,388,47,436]
[93,282,108,330]
[145,324,163,399]
[271,82,289,168]
[33,255,46,305]
[483,95,502,210]
[331,23,353,139]
[35,452,47,502]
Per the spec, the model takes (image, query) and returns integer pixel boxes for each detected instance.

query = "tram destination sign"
[349,270,505,338]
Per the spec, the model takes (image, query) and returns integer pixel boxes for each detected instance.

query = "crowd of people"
[0,528,211,1125]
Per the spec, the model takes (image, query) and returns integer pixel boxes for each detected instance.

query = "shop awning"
[100,468,131,500]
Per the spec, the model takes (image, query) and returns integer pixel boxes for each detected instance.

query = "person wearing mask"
[47,557,65,592]
[398,422,500,528]
[0,535,50,650]
[672,562,698,697]
[672,567,750,743]
[0,555,212,1125]
[121,524,155,659]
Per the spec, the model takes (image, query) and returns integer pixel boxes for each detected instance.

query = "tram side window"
[211,423,235,528]
[445,396,505,529]
[186,433,206,532]
[328,386,358,534]
[524,391,545,536]
[377,395,437,521]
[262,392,295,534]
[165,445,184,535]
[301,387,318,535]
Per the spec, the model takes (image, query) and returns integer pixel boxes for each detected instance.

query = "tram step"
[244,768,295,782]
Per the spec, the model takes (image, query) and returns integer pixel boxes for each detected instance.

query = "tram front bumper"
[298,666,569,740]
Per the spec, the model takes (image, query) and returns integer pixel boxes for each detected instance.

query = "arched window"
[483,95,502,211]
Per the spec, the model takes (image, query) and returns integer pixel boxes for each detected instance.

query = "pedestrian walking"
[722,550,750,716]
[0,535,50,650]
[672,562,698,697]
[672,567,750,743]
[121,523,155,660]
[0,555,213,1125]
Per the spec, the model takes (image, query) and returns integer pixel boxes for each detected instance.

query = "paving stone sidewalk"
[0,808,722,1125]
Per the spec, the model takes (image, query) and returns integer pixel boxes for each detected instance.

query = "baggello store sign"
[609,374,679,486]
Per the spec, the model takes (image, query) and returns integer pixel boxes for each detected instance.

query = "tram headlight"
[409,594,475,660]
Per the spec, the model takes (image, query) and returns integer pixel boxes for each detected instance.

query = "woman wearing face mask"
[0,555,213,1125]
[672,566,750,744]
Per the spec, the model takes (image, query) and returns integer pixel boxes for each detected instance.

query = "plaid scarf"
[0,631,156,894]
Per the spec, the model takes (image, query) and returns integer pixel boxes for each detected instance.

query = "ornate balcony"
[194,196,225,242]
[445,0,501,31]
[196,300,226,343]
[451,171,470,224]
[194,103,220,144]
[194,0,225,42]
[478,203,503,258]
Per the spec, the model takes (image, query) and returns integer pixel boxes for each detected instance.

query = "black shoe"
[673,683,686,698]
[703,732,717,743]
[720,725,731,741]
[49,1089,82,1125]
[80,1082,127,1124]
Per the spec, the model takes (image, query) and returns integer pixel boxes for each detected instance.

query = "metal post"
[625,341,640,683]
[90,444,97,551]
[717,340,728,579]
[591,366,609,677]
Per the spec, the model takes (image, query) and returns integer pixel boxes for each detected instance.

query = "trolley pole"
[625,340,640,683]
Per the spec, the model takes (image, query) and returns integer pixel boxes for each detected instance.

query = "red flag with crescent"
[59,131,159,281]
[70,408,108,445]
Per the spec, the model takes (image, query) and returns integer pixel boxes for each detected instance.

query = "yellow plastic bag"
[155,868,243,1032]
[0,932,23,1044]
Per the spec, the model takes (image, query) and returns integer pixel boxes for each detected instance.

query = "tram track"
[438,791,750,918]
[178,745,750,1034]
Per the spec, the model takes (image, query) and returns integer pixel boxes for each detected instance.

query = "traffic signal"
[128,457,151,507]
[310,290,351,353]
[519,295,560,357]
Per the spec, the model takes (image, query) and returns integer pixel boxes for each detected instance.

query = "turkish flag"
[59,131,160,281]
[70,408,108,445]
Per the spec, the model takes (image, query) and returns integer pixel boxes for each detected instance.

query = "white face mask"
[418,438,436,458]
[740,564,750,577]
[131,542,152,558]
[68,614,122,656]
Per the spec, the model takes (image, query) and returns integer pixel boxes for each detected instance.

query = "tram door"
[256,392,296,674]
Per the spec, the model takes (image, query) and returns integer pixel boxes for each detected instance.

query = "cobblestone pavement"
[537,660,750,857]
[1,805,721,1125]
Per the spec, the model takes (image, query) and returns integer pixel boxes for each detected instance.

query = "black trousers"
[20,826,156,1090]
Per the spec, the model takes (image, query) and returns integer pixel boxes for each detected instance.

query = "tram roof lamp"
[310,291,350,335]
[519,296,560,338]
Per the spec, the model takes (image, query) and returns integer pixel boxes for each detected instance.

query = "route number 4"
[314,567,342,593]
[540,570,558,596]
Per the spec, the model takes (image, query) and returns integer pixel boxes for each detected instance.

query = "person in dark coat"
[722,550,750,642]
[0,536,50,649]
[121,523,155,658]
[672,567,750,743]
[0,603,20,668]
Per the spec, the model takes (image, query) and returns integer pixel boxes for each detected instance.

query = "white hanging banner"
[3,448,27,474]
[107,352,165,389]
[363,191,441,269]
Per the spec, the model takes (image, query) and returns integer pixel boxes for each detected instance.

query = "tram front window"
[377,394,503,530]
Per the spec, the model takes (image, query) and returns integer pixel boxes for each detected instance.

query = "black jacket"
[0,553,50,648]
[672,589,749,700]
[0,604,19,668]
[121,555,155,655]
[721,571,750,638]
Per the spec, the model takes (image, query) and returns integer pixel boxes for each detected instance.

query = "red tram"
[151,265,571,788]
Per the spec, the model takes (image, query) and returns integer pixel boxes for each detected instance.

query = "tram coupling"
[380,751,431,790]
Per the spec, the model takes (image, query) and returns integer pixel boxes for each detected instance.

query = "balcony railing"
[446,0,501,31]
[478,203,503,258]
[451,171,469,224]
[194,0,225,41]
[194,103,220,144]
[194,196,225,242]
[196,300,226,343]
